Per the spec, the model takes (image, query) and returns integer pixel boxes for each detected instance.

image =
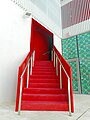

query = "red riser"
[34,63,54,66]
[35,61,53,64]
[30,79,59,83]
[21,101,69,111]
[22,94,68,101]
[32,71,56,75]
[32,69,56,72]
[29,78,58,81]
[30,75,58,79]
[34,66,54,68]
[29,83,60,88]
[23,88,66,94]
[33,67,54,70]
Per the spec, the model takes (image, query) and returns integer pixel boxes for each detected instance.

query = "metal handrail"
[43,51,51,55]
[52,49,71,116]
[18,50,35,115]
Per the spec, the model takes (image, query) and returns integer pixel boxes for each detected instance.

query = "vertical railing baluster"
[27,61,30,88]
[51,50,53,61]
[54,51,55,67]
[18,76,23,115]
[32,51,35,67]
[56,56,58,76]
[60,64,62,89]
[30,56,32,75]
[68,78,72,116]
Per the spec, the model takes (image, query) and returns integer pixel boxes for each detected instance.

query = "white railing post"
[56,56,58,76]
[32,51,35,67]
[68,78,72,116]
[51,50,53,61]
[18,76,23,115]
[30,56,32,75]
[27,61,30,88]
[54,51,55,67]
[32,53,34,67]
[60,64,62,89]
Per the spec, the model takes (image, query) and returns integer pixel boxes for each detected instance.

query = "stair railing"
[52,46,73,116]
[17,50,35,115]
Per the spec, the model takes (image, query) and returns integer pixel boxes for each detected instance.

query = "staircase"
[21,61,68,111]
[15,46,74,115]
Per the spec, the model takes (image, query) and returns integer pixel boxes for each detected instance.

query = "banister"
[15,50,35,114]
[53,46,74,116]
[43,51,51,55]
[20,58,30,79]
[56,54,69,79]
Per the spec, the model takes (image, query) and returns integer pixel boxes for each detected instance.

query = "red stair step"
[29,83,60,88]
[32,71,56,75]
[35,61,53,64]
[30,75,58,79]
[30,79,59,83]
[34,63,54,66]
[21,101,69,111]
[23,88,67,94]
[32,69,56,72]
[22,94,68,101]
[33,67,54,70]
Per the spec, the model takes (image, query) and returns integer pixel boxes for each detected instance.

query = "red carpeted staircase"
[15,46,74,115]
[21,61,69,111]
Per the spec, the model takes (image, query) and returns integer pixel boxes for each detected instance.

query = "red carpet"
[21,61,69,111]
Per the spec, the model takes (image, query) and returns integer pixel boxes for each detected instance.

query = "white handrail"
[27,61,30,88]
[53,49,71,116]
[18,50,35,115]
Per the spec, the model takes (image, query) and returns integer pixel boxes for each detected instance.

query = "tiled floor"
[0,94,90,120]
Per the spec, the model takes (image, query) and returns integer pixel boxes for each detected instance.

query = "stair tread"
[29,83,59,84]
[23,88,67,94]
[30,79,59,83]
[23,93,67,96]
[22,101,68,104]
[24,88,63,90]
[30,76,59,80]
[21,101,69,111]
[23,88,66,92]
[30,75,58,78]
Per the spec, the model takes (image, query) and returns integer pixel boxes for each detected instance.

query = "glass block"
[77,32,90,59]
[80,59,90,94]
[62,36,78,59]
[69,61,78,92]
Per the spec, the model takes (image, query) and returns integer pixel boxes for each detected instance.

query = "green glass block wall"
[69,61,78,92]
[77,32,90,58]
[62,31,90,94]
[62,36,78,59]
[80,60,90,94]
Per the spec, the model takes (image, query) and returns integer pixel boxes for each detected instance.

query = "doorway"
[30,19,53,61]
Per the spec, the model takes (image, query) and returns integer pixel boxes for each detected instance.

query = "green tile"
[77,32,90,59]
[62,31,90,94]
[80,59,90,94]
[69,62,78,92]
[62,36,78,59]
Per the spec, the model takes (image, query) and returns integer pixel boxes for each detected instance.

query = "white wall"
[0,0,31,103]
[62,19,90,38]
[30,0,62,38]
[54,35,62,54]
[61,0,72,6]
[11,0,62,38]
